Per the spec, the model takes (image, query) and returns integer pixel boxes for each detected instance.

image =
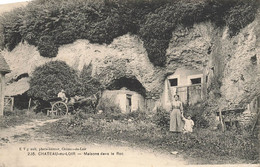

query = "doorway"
[126,94,132,113]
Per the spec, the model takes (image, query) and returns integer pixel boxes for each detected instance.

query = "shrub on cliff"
[38,36,58,58]
[1,8,24,51]
[28,61,82,100]
[80,63,103,97]
[0,0,258,66]
[225,1,258,36]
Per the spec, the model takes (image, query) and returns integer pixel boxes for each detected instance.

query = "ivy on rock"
[0,0,258,66]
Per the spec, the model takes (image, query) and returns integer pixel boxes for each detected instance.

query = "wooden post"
[252,110,260,133]
[219,110,225,132]
[0,73,5,116]
[27,98,32,114]
[11,97,14,112]
[187,86,189,106]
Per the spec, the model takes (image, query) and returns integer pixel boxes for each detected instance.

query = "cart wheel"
[52,101,68,116]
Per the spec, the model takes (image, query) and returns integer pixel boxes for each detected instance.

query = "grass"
[39,111,259,164]
[1,108,257,164]
[0,109,49,129]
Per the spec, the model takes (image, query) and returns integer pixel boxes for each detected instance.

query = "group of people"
[168,94,194,133]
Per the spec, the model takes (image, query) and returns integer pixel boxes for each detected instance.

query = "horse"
[72,90,102,113]
[31,98,52,114]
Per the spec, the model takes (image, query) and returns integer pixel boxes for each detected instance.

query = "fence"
[4,96,14,112]
[174,84,202,105]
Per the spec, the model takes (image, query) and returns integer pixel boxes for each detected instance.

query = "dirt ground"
[0,119,187,167]
[0,119,259,167]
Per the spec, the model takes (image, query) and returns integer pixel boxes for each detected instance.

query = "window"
[190,78,201,85]
[169,78,178,86]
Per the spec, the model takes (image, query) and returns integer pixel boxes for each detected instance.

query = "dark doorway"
[126,94,132,112]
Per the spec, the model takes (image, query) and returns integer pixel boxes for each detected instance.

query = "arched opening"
[106,77,146,97]
[102,77,147,113]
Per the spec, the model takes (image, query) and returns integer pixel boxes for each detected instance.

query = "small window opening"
[169,78,178,86]
[251,55,257,65]
[207,46,212,54]
[190,78,201,85]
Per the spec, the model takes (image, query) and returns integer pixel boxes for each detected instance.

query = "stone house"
[101,87,145,113]
[0,53,11,116]
[163,67,205,106]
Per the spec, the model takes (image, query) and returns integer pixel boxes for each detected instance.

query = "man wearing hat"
[58,89,68,103]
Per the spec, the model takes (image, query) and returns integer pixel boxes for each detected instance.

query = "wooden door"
[126,94,132,113]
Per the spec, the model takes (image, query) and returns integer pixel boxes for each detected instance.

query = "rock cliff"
[208,9,259,110]
[2,10,259,114]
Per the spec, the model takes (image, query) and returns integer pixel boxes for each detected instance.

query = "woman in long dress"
[170,94,184,132]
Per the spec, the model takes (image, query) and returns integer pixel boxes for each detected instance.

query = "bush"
[152,107,169,130]
[96,98,121,114]
[3,110,15,116]
[28,61,82,100]
[38,36,58,58]
[95,98,149,121]
[78,105,96,114]
[184,103,209,128]
[124,110,148,121]
[28,61,104,112]
[152,103,210,130]
[65,112,86,134]
[95,98,123,120]
[1,8,24,51]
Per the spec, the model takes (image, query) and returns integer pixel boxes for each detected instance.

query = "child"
[182,115,194,133]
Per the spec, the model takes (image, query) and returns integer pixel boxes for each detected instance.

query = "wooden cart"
[45,97,72,116]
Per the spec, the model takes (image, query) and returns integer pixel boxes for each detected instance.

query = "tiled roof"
[0,53,11,73]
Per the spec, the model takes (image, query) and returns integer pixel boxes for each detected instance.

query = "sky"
[0,0,31,5]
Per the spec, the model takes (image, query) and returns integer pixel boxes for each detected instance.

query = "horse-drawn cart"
[35,93,100,116]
